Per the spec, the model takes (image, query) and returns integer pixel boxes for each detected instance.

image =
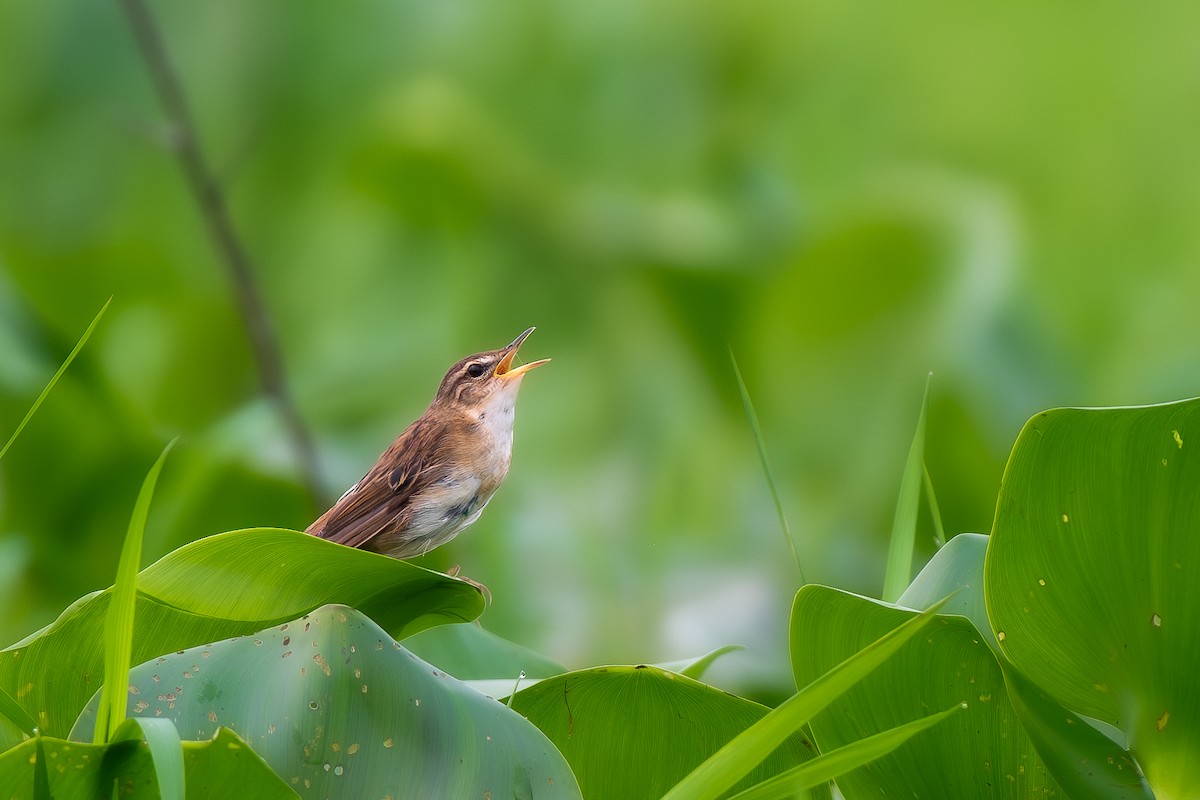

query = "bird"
[307,327,549,559]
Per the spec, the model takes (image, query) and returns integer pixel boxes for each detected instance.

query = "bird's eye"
[466,363,487,378]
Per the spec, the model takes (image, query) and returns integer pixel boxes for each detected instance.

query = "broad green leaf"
[882,376,930,602]
[420,626,742,707]
[725,703,964,800]
[0,297,109,464]
[0,726,296,799]
[509,664,824,800]
[96,440,175,744]
[134,529,482,634]
[897,532,995,651]
[403,621,567,680]
[986,399,1200,797]
[0,529,481,748]
[182,728,299,799]
[791,585,1062,798]
[71,605,581,799]
[661,593,946,800]
[1,734,156,800]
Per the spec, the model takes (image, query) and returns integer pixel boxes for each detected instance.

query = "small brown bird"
[307,327,549,558]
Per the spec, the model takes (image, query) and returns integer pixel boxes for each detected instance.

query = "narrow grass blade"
[33,732,50,800]
[724,702,965,800]
[660,595,948,800]
[0,297,111,463]
[0,684,37,736]
[112,717,184,800]
[730,350,805,584]
[94,439,176,744]
[922,463,946,548]
[882,374,931,602]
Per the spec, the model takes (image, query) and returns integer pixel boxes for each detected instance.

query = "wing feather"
[306,417,450,551]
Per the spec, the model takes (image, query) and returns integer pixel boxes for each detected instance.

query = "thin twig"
[117,0,326,513]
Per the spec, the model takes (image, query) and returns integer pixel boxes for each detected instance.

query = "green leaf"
[0,725,297,799]
[413,626,744,709]
[181,728,299,799]
[0,529,482,748]
[882,375,930,602]
[986,399,1200,796]
[71,604,581,799]
[897,529,1148,797]
[725,703,964,800]
[403,621,567,680]
[509,664,824,800]
[791,585,1063,798]
[1,734,150,800]
[0,297,110,464]
[661,592,946,800]
[96,440,175,744]
[897,532,996,651]
[134,529,482,634]
[1000,661,1153,800]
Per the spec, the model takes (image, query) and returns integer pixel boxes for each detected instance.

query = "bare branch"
[117,0,326,513]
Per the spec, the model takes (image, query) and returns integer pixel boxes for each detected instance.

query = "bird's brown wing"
[307,417,450,550]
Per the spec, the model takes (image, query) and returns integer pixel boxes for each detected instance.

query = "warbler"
[307,327,548,558]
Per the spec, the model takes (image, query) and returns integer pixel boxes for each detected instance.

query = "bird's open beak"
[495,326,551,379]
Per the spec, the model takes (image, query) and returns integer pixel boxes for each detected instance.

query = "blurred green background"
[2,0,1199,694]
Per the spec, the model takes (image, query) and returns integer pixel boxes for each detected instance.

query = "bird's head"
[435,327,550,412]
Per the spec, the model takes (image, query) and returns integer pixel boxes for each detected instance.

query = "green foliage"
[404,621,567,680]
[987,399,1200,797]
[510,665,821,800]
[6,386,1200,796]
[6,1,1200,795]
[793,586,1063,798]
[882,376,931,602]
[0,298,105,739]
[0,725,296,799]
[108,717,185,800]
[96,440,175,744]
[0,529,481,748]
[11,1,1200,687]
[73,604,580,800]
[662,599,948,800]
[724,703,963,800]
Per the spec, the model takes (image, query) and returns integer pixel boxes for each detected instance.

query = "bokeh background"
[2,1,1199,695]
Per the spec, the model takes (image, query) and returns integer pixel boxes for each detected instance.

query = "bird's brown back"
[306,416,454,551]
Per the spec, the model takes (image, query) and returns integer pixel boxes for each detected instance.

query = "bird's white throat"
[474,379,522,462]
